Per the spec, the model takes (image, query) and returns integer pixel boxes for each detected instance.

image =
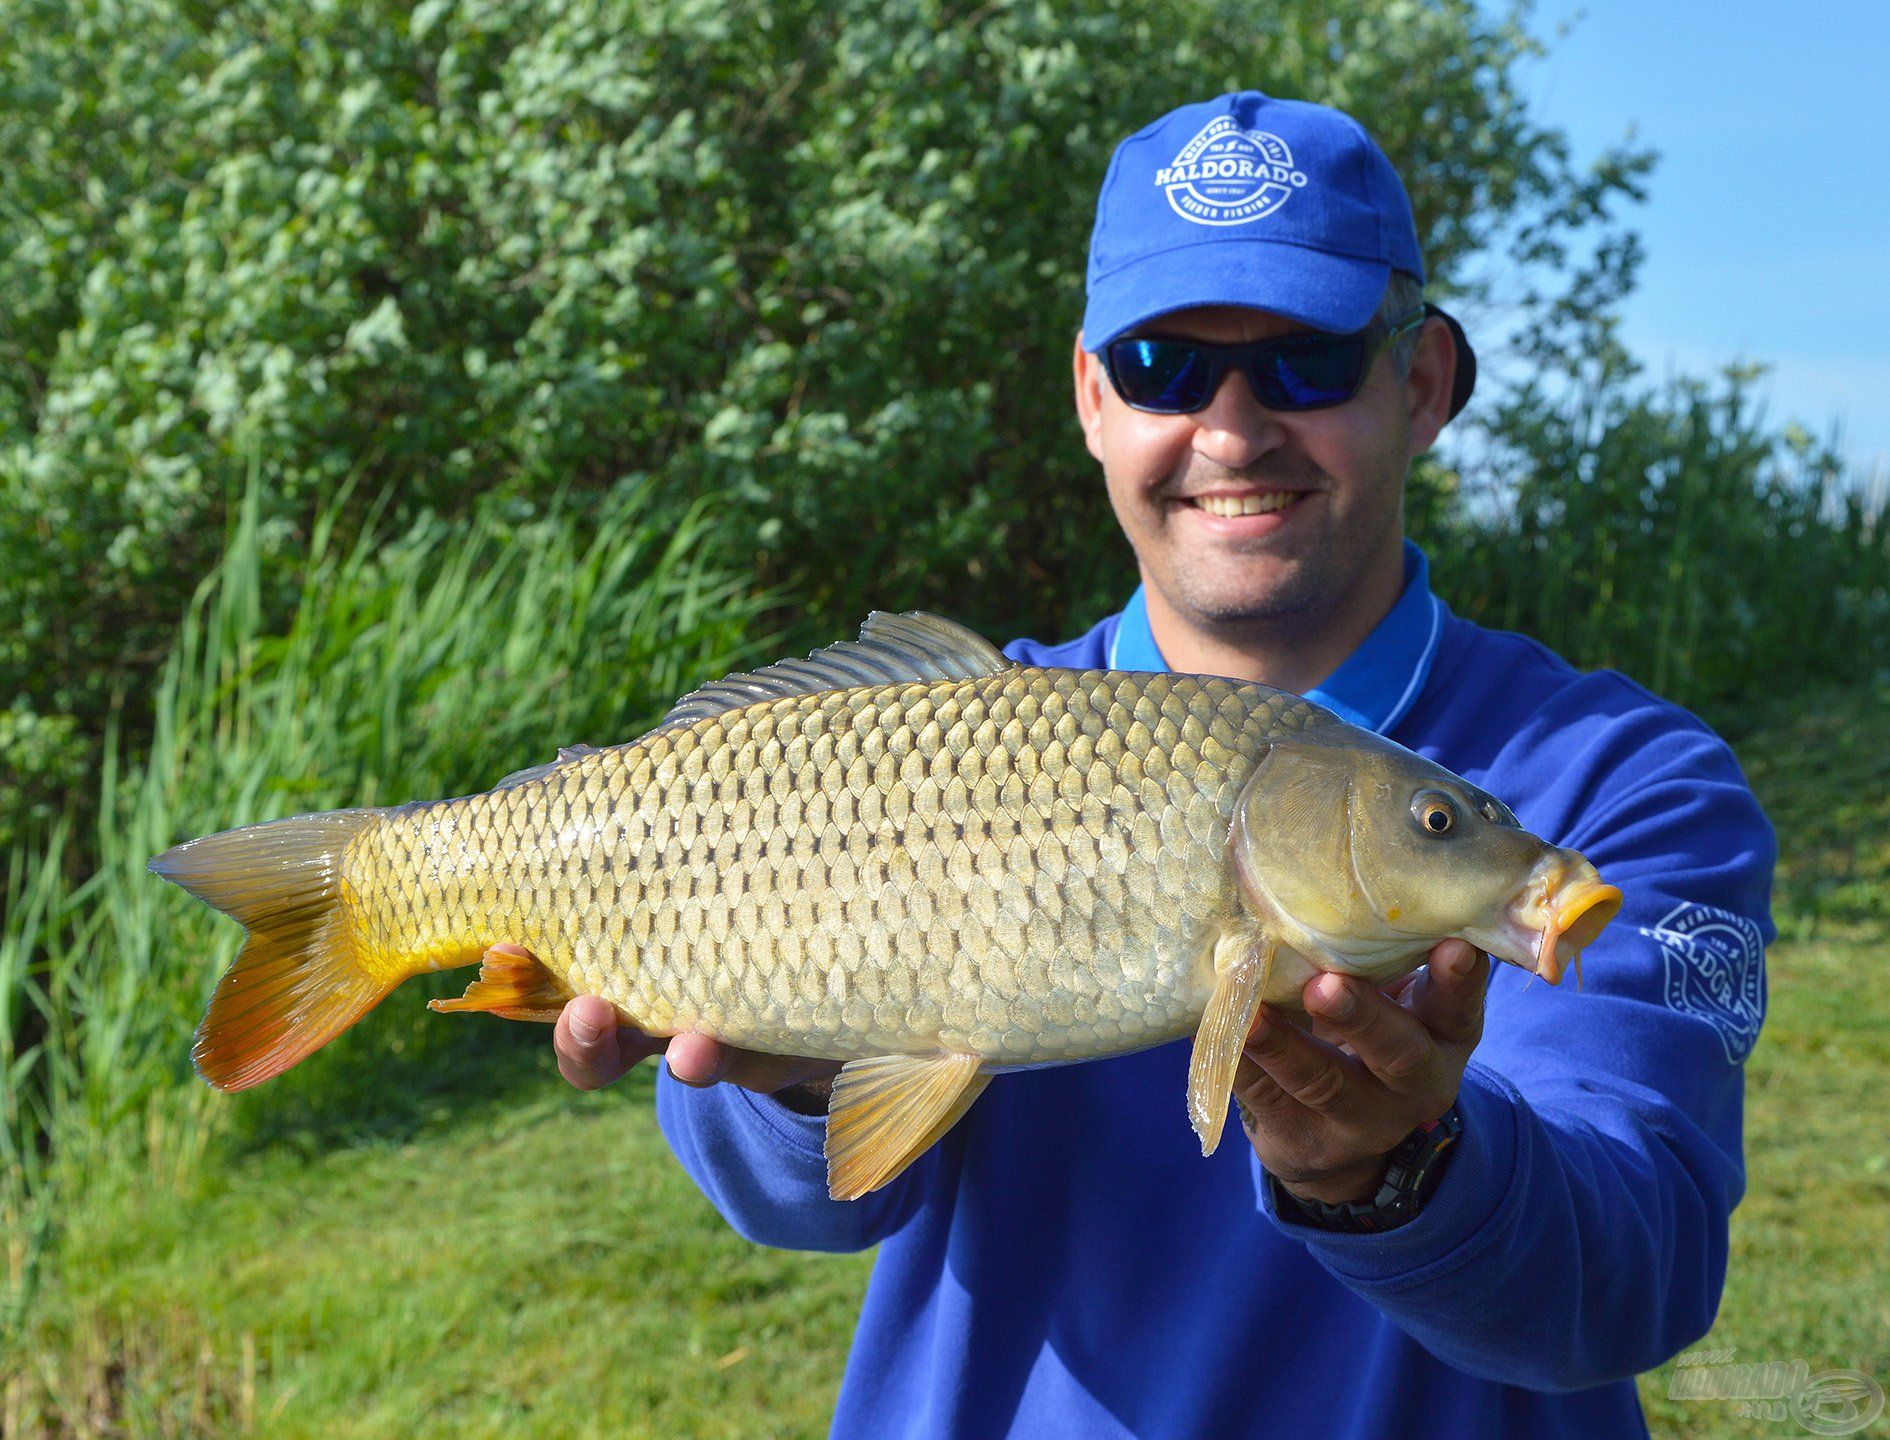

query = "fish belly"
[349,669,1298,1067]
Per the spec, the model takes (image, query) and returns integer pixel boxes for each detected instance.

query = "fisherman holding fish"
[557,93,1776,1438]
[152,89,1776,1440]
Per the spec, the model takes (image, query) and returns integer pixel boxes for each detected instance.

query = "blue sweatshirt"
[657,544,1776,1439]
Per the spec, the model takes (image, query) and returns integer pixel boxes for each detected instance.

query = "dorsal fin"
[491,744,604,790]
[661,611,1015,730]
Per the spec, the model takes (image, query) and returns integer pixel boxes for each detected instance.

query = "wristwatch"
[1269,1102,1463,1234]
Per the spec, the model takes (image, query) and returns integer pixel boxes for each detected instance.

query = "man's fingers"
[1401,940,1490,1048]
[1304,972,1438,1091]
[1241,1004,1354,1114]
[554,995,661,1091]
[1231,1051,1297,1131]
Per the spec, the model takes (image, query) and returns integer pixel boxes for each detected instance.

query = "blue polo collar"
[1105,540,1446,737]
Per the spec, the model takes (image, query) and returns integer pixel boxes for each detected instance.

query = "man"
[555,92,1775,1438]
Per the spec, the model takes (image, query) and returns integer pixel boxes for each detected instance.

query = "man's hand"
[553,994,840,1105]
[1235,939,1488,1207]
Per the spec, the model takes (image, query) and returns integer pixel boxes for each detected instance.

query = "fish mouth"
[1474,855,1622,987]
[1532,877,1622,986]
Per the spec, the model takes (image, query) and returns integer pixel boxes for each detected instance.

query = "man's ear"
[1073,332,1106,463]
[1404,317,1456,458]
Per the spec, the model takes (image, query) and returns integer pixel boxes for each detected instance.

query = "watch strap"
[1271,1101,1464,1234]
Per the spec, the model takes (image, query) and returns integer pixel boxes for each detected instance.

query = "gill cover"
[1230,740,1380,950]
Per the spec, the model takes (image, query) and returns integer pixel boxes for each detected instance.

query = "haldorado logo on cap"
[1154,116,1309,227]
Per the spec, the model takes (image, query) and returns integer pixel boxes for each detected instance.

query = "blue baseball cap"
[1083,91,1476,416]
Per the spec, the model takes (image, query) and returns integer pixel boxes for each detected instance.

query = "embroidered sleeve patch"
[1639,903,1767,1063]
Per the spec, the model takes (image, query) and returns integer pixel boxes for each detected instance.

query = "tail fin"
[150,809,407,1091]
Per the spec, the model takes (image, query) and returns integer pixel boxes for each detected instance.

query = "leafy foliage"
[0,0,1648,843]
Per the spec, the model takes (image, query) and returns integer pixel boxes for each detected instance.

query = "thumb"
[1404,940,1489,1047]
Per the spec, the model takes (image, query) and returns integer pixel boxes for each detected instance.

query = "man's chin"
[1150,547,1321,623]
[1167,576,1326,629]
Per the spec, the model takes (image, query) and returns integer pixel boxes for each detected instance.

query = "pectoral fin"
[1187,931,1275,1156]
[428,943,575,1022]
[825,1052,990,1201]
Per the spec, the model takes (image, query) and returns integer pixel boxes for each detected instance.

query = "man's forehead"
[1133,304,1319,342]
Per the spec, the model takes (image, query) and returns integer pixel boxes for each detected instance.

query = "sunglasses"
[1100,308,1427,415]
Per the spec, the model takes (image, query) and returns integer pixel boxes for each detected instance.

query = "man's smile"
[1171,486,1314,535]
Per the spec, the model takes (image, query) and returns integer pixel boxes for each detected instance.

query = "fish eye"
[1412,791,1458,836]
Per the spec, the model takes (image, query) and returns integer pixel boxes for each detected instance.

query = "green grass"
[1429,368,1890,713]
[13,1065,872,1440]
[1720,682,1890,939]
[1637,935,1890,1438]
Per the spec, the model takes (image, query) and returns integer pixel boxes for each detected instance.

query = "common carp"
[150,611,1621,1199]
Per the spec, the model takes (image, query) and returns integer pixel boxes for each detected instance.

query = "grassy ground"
[1637,934,1890,1438]
[8,685,1888,1439]
[7,1063,873,1440]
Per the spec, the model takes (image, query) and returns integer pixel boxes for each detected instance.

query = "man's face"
[1072,304,1452,639]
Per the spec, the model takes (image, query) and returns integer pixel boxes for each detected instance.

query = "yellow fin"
[1187,931,1275,1156]
[428,943,575,1023]
[824,1052,990,1201]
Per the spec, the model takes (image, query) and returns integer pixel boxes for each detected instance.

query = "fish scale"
[347,670,1304,1066]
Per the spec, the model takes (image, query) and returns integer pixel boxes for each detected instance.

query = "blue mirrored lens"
[1256,333,1370,408]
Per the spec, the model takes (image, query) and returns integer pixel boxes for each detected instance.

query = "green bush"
[1437,361,1890,709]
[1,0,1646,844]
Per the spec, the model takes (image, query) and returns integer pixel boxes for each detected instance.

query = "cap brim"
[1425,304,1477,421]
[1082,241,1390,350]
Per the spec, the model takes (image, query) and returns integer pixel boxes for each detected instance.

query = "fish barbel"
[150,612,1621,1198]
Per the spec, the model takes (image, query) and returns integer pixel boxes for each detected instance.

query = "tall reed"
[0,482,761,1332]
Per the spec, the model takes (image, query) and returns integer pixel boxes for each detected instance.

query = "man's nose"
[1191,369,1287,471]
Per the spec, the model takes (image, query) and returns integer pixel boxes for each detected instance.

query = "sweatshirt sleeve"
[1255,678,1777,1393]
[655,1064,930,1252]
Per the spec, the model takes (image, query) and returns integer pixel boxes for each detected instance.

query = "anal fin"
[825,1052,990,1201]
[1187,930,1275,1156]
[428,942,575,1023]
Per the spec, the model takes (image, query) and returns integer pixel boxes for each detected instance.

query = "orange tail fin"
[150,809,420,1091]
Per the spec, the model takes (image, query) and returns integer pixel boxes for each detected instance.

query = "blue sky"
[1501,0,1890,482]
